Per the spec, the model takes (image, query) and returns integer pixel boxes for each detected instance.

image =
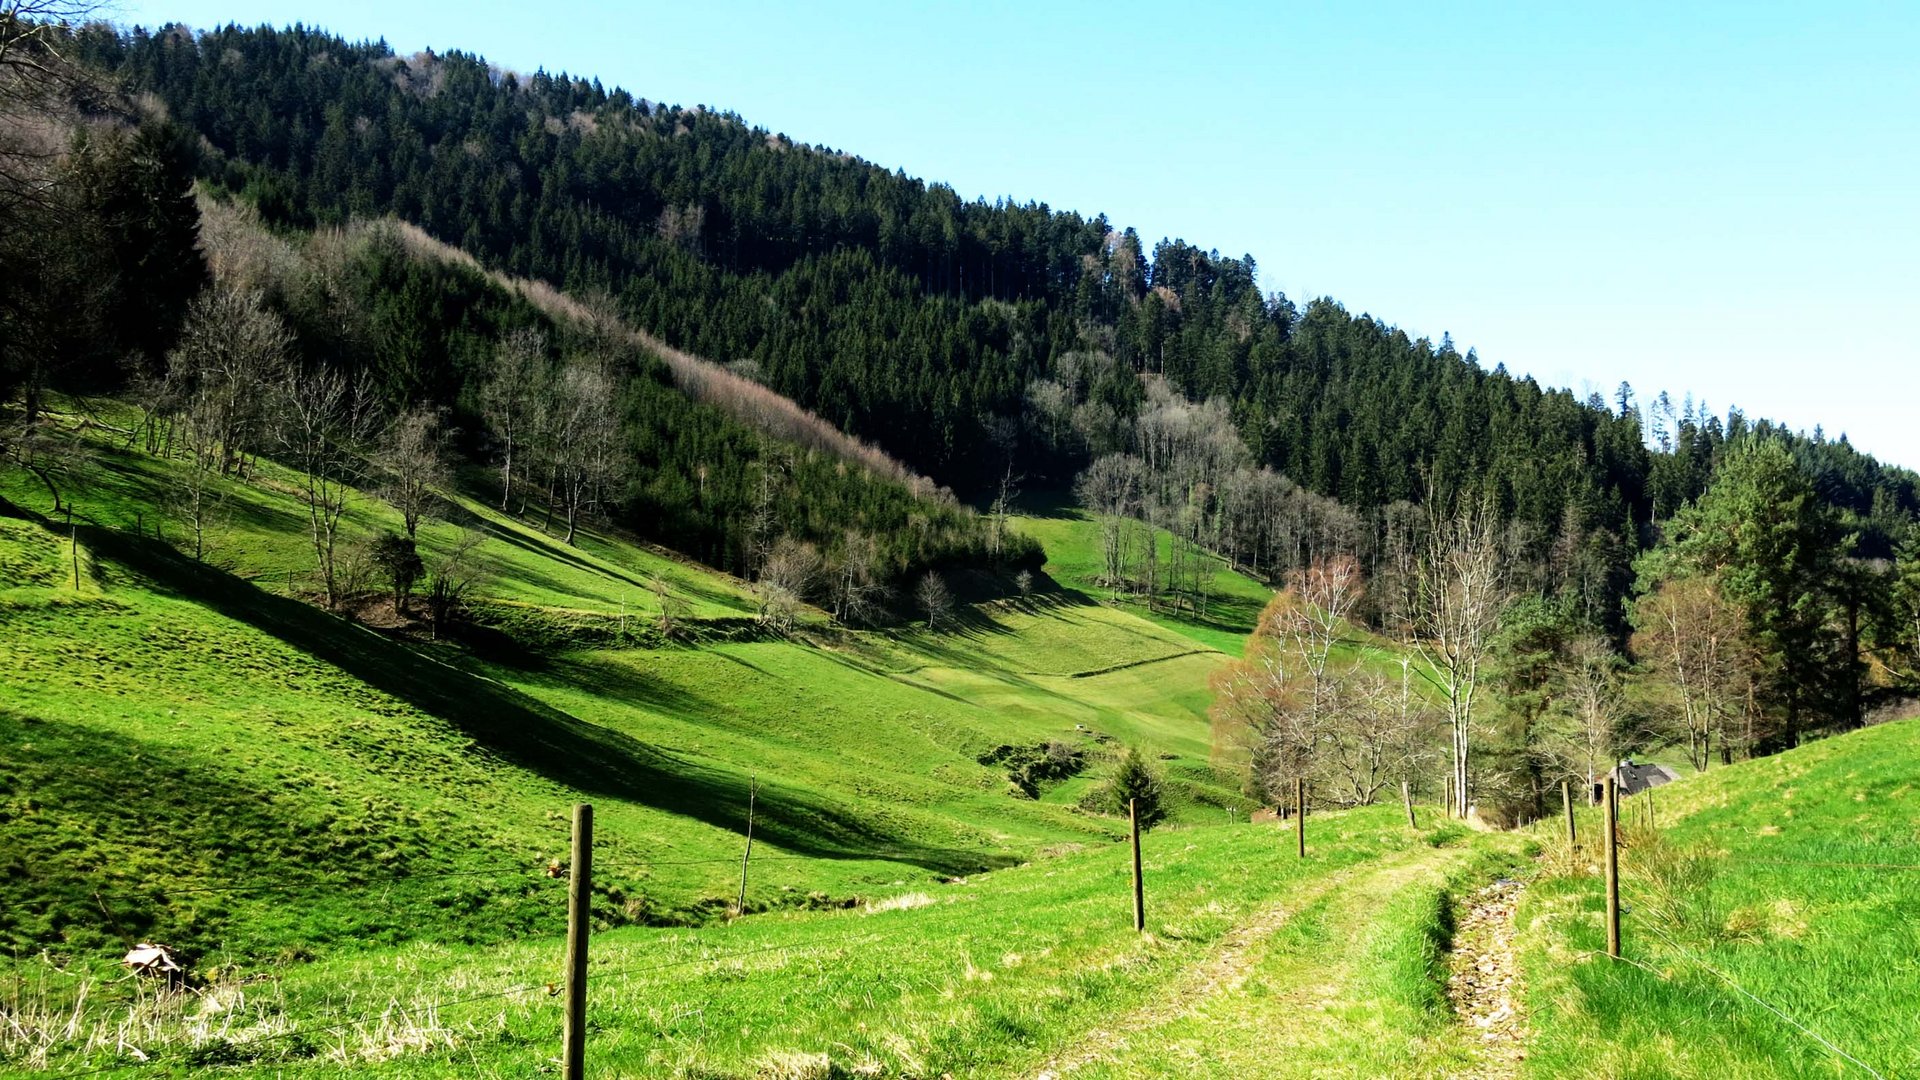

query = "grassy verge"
[1517,716,1920,1079]
[1063,835,1523,1079]
[10,808,1475,1076]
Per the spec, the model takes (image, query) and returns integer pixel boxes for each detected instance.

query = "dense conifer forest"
[65,25,1916,532]
[5,17,1919,792]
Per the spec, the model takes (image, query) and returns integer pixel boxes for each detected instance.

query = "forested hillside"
[67,24,1918,558]
[4,17,1915,811]
[6,10,1920,1076]
[2,21,1034,612]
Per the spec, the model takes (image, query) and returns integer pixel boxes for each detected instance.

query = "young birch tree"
[479,327,545,512]
[916,570,954,632]
[1541,634,1625,793]
[1415,498,1507,817]
[545,361,626,545]
[828,529,888,626]
[279,366,379,607]
[1631,574,1748,770]
[1075,453,1142,599]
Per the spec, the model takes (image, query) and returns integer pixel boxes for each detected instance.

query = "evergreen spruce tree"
[1104,746,1165,827]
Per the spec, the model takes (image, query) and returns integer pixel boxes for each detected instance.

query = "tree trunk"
[499,440,514,512]
[23,461,62,514]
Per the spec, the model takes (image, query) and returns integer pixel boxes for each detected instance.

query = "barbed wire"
[1627,922,1887,1080]
[1736,858,1920,872]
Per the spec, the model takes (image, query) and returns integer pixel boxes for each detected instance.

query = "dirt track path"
[1029,848,1443,1080]
[1444,878,1530,1079]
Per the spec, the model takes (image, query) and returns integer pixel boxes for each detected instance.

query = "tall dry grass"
[380,219,937,495]
[190,199,944,500]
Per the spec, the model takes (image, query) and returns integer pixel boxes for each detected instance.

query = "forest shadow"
[465,512,653,593]
[71,519,1004,875]
[1010,489,1085,521]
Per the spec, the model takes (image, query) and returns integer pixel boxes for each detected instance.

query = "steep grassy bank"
[1517,716,1920,1079]
[0,410,1249,972]
[7,806,1491,1077]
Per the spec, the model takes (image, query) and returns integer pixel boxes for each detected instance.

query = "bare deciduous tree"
[1075,453,1142,599]
[0,406,84,512]
[651,573,689,640]
[757,535,819,635]
[168,398,224,560]
[1319,667,1439,808]
[988,460,1019,560]
[828,529,888,626]
[1540,634,1625,790]
[1211,557,1433,808]
[279,366,379,608]
[165,288,293,478]
[1631,575,1748,770]
[916,570,953,632]
[1413,497,1507,817]
[382,405,452,538]
[479,327,546,512]
[0,2,102,219]
[744,445,789,577]
[541,360,626,545]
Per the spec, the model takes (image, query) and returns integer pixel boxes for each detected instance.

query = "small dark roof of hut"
[1607,759,1680,796]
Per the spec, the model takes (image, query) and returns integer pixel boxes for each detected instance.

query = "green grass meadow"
[0,415,1292,1074]
[8,412,1919,1077]
[1517,716,1920,1079]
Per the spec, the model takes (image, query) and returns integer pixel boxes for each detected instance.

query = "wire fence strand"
[1627,923,1888,1080]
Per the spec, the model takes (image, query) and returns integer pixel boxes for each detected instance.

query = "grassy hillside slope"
[1010,501,1273,656]
[1519,716,1920,1079]
[8,803,1507,1076]
[3,412,1562,1080]
[0,409,1251,974]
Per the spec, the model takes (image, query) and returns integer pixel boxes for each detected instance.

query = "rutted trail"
[1445,878,1529,1079]
[1031,846,1464,1080]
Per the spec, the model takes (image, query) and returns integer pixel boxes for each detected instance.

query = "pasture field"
[6,807,1503,1076]
[1518,715,1920,1079]
[0,414,1287,1074]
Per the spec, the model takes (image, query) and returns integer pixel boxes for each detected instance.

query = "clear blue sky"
[111,0,1920,468]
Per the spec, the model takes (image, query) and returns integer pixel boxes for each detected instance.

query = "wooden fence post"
[1295,778,1306,858]
[736,776,757,917]
[1603,776,1620,959]
[1129,798,1145,932]
[1402,780,1416,828]
[1563,779,1577,853]
[563,803,593,1080]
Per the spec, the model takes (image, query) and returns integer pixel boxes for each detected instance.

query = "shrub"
[369,533,424,615]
